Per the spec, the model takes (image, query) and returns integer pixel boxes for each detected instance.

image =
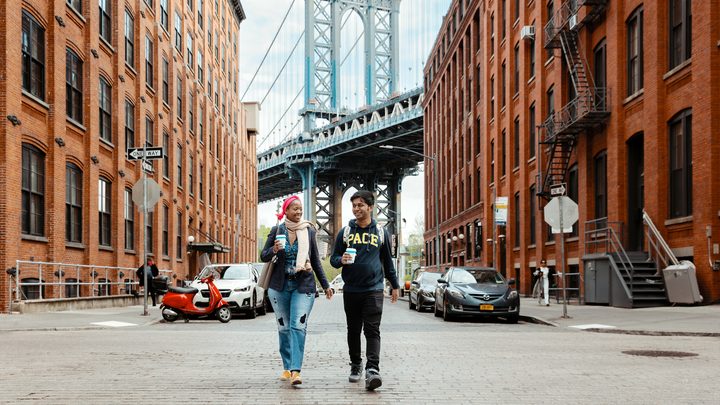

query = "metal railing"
[643,210,679,273]
[7,260,175,313]
[584,218,634,288]
[542,88,608,142]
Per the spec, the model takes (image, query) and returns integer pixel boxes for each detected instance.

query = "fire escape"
[538,0,609,198]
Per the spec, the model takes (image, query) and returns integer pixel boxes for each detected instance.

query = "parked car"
[252,263,274,313]
[190,264,266,318]
[408,271,442,312]
[434,267,519,323]
[329,274,344,293]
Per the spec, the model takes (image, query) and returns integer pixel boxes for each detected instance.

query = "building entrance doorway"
[627,133,645,251]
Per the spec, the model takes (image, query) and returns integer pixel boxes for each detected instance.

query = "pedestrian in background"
[534,259,550,306]
[330,190,400,391]
[136,259,159,306]
[260,195,333,386]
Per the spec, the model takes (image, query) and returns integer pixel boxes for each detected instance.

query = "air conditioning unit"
[520,26,535,41]
[569,14,578,30]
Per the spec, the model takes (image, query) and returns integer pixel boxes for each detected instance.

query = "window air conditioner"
[569,14,578,30]
[520,26,535,41]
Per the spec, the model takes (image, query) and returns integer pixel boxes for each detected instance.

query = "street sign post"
[128,145,163,316]
[544,195,579,319]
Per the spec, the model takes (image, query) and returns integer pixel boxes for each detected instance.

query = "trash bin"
[662,261,703,304]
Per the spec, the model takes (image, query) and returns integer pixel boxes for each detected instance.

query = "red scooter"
[160,268,231,323]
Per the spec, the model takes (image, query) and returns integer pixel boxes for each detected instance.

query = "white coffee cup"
[345,247,357,264]
[276,234,287,250]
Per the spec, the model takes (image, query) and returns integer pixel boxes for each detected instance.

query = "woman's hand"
[272,239,282,254]
[324,288,334,300]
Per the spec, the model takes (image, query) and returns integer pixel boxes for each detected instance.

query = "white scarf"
[284,219,315,272]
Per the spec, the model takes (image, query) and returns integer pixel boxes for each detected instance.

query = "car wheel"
[257,292,267,316]
[248,294,257,319]
[434,301,441,317]
[161,305,178,322]
[216,306,232,323]
[442,297,452,322]
[409,294,416,310]
[416,296,423,312]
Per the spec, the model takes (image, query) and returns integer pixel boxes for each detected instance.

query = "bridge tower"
[288,0,403,254]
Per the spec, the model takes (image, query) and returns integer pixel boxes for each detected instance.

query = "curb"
[519,315,558,327]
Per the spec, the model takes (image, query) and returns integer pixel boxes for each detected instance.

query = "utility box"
[663,261,703,304]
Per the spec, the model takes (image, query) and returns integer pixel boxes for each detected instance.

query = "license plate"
[480,304,494,311]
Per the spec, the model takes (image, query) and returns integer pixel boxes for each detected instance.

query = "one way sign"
[127,147,163,160]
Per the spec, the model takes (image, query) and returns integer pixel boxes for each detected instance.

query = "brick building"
[423,0,720,303]
[0,0,258,312]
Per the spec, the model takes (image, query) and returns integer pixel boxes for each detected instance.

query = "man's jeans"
[343,290,384,371]
[268,279,315,371]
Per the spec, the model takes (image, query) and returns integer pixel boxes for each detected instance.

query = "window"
[501,61,506,107]
[186,32,193,66]
[529,185,536,245]
[528,36,536,80]
[162,57,169,104]
[594,39,607,109]
[514,0,520,22]
[99,0,112,43]
[22,144,45,236]
[627,8,643,95]
[162,205,169,256]
[145,36,154,88]
[198,0,204,29]
[177,144,183,187]
[65,163,82,243]
[188,92,194,132]
[514,192,520,248]
[162,132,170,177]
[176,211,183,259]
[160,0,169,31]
[501,0,506,39]
[22,11,46,99]
[99,78,112,143]
[124,10,134,68]
[490,13,495,56]
[669,109,692,218]
[199,163,204,201]
[187,0,193,10]
[125,188,134,250]
[197,51,203,83]
[594,151,607,219]
[177,76,183,119]
[546,1,554,60]
[513,43,520,95]
[199,105,205,143]
[669,0,691,69]
[67,0,81,14]
[501,129,507,176]
[568,164,579,236]
[490,139,495,184]
[125,100,135,148]
[98,177,111,247]
[529,103,536,158]
[189,155,194,195]
[66,49,83,123]
[174,11,182,51]
[513,117,520,169]
[145,212,154,254]
[546,86,554,122]
[490,75,495,119]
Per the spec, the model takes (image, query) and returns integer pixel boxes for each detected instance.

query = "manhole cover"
[622,350,698,358]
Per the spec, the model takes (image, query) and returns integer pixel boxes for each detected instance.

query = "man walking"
[331,190,400,391]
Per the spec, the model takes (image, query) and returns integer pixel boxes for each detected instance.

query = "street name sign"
[550,183,567,196]
[127,147,163,160]
[544,196,578,234]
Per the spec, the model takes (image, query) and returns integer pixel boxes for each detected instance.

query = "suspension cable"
[240,0,296,101]
[257,86,304,149]
[259,32,305,105]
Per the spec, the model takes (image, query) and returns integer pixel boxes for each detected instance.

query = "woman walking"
[261,196,334,385]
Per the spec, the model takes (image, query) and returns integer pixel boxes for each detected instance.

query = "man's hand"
[341,253,353,265]
[325,288,334,300]
[390,288,399,303]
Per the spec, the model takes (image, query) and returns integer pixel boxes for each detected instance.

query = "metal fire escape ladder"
[538,0,609,198]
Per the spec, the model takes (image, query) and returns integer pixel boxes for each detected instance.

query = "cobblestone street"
[2,296,718,404]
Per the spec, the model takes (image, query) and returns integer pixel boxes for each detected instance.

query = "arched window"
[66,163,83,243]
[22,144,45,236]
[668,109,692,218]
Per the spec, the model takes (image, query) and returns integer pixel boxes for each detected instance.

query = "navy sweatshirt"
[330,219,400,293]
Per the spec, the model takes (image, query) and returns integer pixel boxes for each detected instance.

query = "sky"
[238,0,451,239]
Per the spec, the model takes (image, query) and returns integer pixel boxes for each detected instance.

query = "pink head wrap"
[276,196,301,220]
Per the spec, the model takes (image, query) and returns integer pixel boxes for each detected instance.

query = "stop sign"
[132,178,162,212]
[544,196,578,234]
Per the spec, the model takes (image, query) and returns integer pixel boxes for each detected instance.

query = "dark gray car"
[408,271,442,312]
[434,267,519,323]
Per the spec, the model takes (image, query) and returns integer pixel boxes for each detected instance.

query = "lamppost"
[379,145,441,273]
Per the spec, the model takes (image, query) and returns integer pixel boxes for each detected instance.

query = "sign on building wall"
[494,197,508,225]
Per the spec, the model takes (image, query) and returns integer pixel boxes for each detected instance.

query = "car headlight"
[234,286,251,292]
[507,290,518,300]
[448,289,464,299]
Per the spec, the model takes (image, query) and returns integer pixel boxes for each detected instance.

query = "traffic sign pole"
[141,143,148,316]
[559,195,568,318]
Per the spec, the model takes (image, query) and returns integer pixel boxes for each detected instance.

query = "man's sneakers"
[365,369,382,391]
[290,371,302,385]
[348,363,363,383]
[280,370,291,381]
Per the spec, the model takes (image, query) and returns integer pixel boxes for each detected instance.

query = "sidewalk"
[1,298,718,335]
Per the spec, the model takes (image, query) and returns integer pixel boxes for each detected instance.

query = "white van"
[330,274,344,293]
